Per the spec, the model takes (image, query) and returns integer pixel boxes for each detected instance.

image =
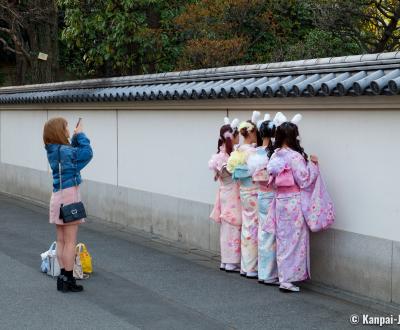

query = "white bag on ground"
[43,241,60,277]
[40,251,49,273]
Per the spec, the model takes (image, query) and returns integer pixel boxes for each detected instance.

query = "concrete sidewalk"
[0,193,396,330]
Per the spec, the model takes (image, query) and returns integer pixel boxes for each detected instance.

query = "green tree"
[311,0,400,53]
[173,0,359,70]
[283,29,361,61]
[58,0,400,78]
[58,0,188,78]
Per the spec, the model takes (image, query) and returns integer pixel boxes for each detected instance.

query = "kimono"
[264,148,320,284]
[209,146,242,265]
[227,144,258,274]
[248,147,278,282]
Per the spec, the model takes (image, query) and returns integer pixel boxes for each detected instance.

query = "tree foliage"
[58,0,188,78]
[311,0,400,53]
[173,0,363,70]
[2,0,400,85]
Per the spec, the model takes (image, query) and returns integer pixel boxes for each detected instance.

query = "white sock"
[280,282,300,292]
[225,263,240,271]
[246,271,258,277]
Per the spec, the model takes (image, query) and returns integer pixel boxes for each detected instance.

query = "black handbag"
[58,146,87,223]
[59,201,86,223]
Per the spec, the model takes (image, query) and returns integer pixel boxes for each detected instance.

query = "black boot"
[57,269,65,291]
[62,271,84,293]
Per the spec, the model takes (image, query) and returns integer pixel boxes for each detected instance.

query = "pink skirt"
[49,186,85,225]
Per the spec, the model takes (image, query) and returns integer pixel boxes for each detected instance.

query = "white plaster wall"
[0,107,399,242]
[231,109,400,242]
[47,110,117,185]
[0,110,48,171]
[118,110,225,204]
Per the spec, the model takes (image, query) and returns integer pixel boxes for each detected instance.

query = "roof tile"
[1,52,400,103]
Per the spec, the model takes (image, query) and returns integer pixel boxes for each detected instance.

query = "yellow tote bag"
[76,243,93,274]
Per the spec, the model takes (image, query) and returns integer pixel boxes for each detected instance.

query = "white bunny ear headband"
[256,113,271,130]
[223,117,240,130]
[251,111,261,124]
[273,112,303,127]
[238,111,260,132]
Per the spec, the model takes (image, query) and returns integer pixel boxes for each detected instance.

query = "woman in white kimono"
[248,114,279,285]
[227,111,261,278]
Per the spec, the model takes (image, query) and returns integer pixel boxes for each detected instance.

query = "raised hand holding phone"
[74,118,83,135]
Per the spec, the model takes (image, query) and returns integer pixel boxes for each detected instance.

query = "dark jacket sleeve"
[71,133,93,171]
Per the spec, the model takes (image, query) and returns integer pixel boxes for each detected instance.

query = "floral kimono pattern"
[265,148,320,283]
[239,184,258,273]
[248,147,278,281]
[257,191,278,281]
[209,148,242,264]
[301,175,335,232]
[227,144,258,273]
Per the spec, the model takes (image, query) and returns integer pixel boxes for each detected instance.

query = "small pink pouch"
[275,166,295,187]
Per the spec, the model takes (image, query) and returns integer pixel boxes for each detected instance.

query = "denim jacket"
[45,133,93,192]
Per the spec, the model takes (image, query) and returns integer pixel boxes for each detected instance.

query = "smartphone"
[76,117,82,128]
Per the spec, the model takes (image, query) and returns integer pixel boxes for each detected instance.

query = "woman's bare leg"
[62,224,79,271]
[56,225,65,269]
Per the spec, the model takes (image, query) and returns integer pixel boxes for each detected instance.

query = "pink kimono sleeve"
[208,155,218,171]
[290,153,319,189]
[208,152,228,172]
[292,153,335,232]
[210,189,222,223]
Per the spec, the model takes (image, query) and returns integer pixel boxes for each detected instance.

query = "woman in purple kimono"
[209,118,242,272]
[265,113,320,292]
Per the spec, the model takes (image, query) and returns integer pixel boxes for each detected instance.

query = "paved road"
[0,193,396,330]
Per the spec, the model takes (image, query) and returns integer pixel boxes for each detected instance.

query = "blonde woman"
[227,111,261,278]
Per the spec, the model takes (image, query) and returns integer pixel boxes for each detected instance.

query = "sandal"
[279,283,300,292]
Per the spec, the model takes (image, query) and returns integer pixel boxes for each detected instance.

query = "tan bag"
[73,253,84,280]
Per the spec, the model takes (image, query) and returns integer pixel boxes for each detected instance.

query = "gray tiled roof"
[1,52,400,104]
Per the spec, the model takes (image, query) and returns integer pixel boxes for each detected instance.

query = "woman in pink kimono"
[227,111,261,278]
[209,117,242,272]
[248,114,279,285]
[265,113,320,292]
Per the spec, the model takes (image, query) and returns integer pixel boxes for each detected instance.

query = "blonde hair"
[239,120,256,138]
